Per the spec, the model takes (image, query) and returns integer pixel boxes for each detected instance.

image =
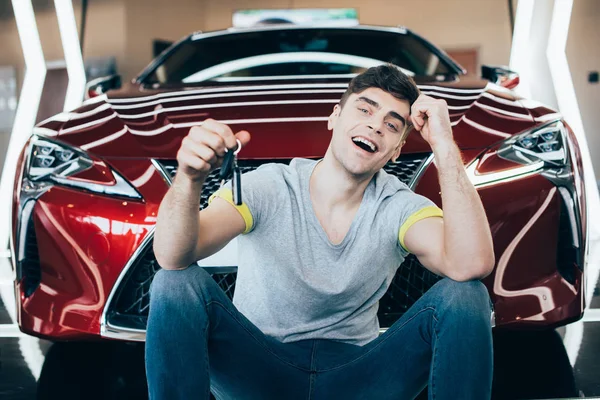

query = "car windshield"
[143,27,458,85]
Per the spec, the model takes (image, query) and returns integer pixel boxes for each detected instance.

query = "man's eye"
[387,122,398,132]
[358,108,369,114]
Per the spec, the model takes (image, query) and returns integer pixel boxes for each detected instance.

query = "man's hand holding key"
[176,118,251,183]
[154,119,251,270]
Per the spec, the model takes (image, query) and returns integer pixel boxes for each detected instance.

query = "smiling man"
[146,65,496,400]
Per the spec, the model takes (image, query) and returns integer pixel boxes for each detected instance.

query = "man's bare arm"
[403,96,495,281]
[153,120,250,270]
[153,174,246,270]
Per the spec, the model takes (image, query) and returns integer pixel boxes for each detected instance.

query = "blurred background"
[0,0,599,181]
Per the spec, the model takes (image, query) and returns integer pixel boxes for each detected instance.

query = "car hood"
[35,78,560,159]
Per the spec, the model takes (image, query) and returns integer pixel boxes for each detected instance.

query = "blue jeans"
[145,266,493,399]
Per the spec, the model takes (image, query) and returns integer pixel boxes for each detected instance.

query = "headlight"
[28,136,93,181]
[497,120,567,167]
[24,135,141,199]
[466,120,569,188]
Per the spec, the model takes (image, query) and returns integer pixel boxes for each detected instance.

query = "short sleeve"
[393,190,443,256]
[207,163,282,234]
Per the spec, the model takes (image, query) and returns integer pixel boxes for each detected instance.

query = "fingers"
[410,98,430,131]
[410,113,426,131]
[202,119,238,150]
[410,95,448,131]
[234,130,251,149]
[176,119,251,181]
[176,147,211,174]
[182,136,218,164]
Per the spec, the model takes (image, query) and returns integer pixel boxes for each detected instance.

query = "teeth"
[352,137,376,152]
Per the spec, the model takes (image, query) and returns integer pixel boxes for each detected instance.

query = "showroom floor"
[1,245,599,400]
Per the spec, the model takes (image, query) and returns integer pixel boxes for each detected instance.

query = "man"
[146,65,495,399]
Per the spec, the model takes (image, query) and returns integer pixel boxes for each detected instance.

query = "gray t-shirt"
[209,158,442,346]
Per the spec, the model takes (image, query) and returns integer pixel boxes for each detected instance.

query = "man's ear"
[327,104,341,131]
[390,140,405,163]
[391,123,412,162]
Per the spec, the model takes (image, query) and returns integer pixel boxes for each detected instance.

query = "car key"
[219,139,242,188]
[219,150,235,188]
[232,157,242,205]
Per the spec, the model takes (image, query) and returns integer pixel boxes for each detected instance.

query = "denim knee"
[431,278,492,322]
[150,266,213,306]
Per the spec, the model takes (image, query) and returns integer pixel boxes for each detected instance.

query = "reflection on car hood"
[34,79,560,159]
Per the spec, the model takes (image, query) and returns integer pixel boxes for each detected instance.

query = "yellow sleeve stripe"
[208,188,253,234]
[399,206,444,252]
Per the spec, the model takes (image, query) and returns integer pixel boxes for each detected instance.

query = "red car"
[11,25,587,344]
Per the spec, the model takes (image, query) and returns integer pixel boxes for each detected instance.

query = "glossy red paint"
[411,147,584,328]
[17,184,161,338]
[70,161,116,184]
[14,26,587,340]
[37,77,543,160]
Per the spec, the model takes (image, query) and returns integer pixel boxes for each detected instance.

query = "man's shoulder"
[253,158,314,178]
[244,158,313,190]
[288,157,318,172]
[374,168,412,199]
[375,169,438,220]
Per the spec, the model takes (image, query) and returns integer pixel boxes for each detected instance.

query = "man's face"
[327,87,411,178]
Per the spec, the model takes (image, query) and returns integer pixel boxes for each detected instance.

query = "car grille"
[157,155,429,210]
[378,254,442,327]
[556,193,580,284]
[107,154,441,332]
[19,216,42,297]
[109,245,238,331]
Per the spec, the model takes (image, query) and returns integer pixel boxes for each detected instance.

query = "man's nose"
[367,121,384,135]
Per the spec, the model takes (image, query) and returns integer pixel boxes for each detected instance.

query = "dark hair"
[339,64,420,139]
[340,64,420,107]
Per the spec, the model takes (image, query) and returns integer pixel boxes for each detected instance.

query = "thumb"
[235,130,251,149]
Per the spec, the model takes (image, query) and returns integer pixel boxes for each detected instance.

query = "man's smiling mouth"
[352,136,378,153]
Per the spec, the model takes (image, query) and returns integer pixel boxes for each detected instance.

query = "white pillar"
[54,0,86,112]
[0,1,47,253]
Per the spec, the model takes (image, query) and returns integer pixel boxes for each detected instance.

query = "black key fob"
[232,164,242,205]
[219,150,236,186]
